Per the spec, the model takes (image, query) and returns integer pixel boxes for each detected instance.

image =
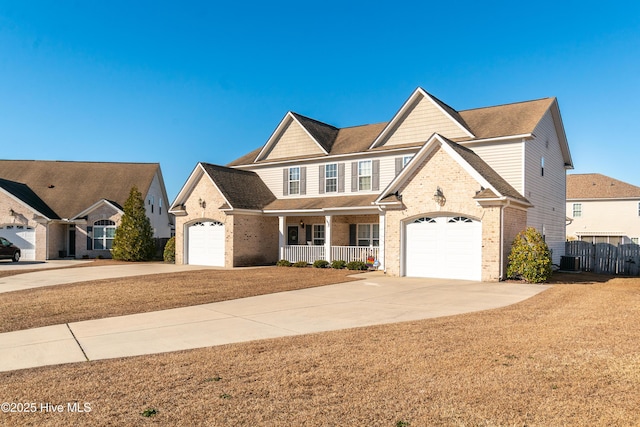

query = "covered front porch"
[275,213,384,268]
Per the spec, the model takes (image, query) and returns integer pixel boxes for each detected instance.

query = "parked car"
[0,237,21,262]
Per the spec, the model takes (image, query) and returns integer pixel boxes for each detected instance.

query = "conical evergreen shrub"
[112,186,155,261]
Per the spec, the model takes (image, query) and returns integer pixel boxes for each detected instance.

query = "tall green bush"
[506,227,552,283]
[112,186,155,261]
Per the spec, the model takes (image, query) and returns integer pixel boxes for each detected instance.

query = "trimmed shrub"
[507,227,552,283]
[293,261,308,268]
[346,261,367,271]
[331,260,347,269]
[313,260,329,268]
[163,236,176,263]
[276,259,292,267]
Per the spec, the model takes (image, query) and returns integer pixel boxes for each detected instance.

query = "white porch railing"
[331,246,379,263]
[282,245,380,264]
[283,245,325,264]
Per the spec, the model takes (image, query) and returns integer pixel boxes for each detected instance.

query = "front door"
[287,226,299,245]
[69,228,76,257]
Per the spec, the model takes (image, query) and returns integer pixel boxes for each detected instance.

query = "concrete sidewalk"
[0,273,550,372]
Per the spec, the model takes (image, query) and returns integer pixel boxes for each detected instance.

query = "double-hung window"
[402,155,413,168]
[289,167,300,195]
[357,224,379,246]
[93,220,116,250]
[358,160,372,191]
[325,163,337,193]
[572,203,582,218]
[312,224,325,245]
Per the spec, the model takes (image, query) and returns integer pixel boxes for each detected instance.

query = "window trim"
[357,160,372,191]
[288,167,300,195]
[573,203,582,218]
[357,223,379,247]
[93,219,116,251]
[312,224,325,245]
[325,163,337,193]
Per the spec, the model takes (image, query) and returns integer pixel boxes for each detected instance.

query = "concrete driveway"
[0,262,216,293]
[0,270,549,372]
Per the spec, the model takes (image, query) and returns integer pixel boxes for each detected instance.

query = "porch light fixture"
[198,198,206,208]
[9,208,15,216]
[299,220,305,229]
[433,187,446,207]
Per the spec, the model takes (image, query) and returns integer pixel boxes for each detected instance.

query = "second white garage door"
[187,221,225,266]
[405,216,481,281]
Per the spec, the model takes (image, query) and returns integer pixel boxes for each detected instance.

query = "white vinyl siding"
[247,155,404,198]
[525,110,567,264]
[566,199,640,244]
[467,140,524,193]
[263,118,325,160]
[383,95,471,147]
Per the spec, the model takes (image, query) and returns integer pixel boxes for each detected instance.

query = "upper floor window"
[289,167,300,195]
[358,160,372,191]
[325,163,337,193]
[573,203,582,217]
[541,157,545,177]
[159,198,162,215]
[93,219,116,250]
[403,155,413,167]
[638,202,640,217]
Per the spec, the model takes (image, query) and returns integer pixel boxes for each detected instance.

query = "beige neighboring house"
[566,173,640,245]
[0,160,173,260]
[170,87,573,281]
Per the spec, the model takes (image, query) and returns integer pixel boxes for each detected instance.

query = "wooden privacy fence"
[565,241,640,276]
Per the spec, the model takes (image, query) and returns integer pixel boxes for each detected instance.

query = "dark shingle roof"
[200,163,276,210]
[0,160,160,219]
[567,174,640,199]
[227,97,554,166]
[291,112,340,153]
[0,178,60,219]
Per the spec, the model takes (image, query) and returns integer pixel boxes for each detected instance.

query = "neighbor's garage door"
[187,221,225,266]
[0,225,36,261]
[405,216,481,281]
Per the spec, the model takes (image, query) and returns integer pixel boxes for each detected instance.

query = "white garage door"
[188,221,225,266]
[0,225,36,261]
[405,216,481,281]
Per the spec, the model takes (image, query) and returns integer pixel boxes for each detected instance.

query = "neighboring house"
[566,173,640,245]
[170,87,572,281]
[0,160,173,260]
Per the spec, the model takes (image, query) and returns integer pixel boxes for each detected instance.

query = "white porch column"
[278,216,286,260]
[378,210,385,270]
[325,215,332,262]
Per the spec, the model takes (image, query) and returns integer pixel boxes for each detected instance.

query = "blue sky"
[1,1,639,200]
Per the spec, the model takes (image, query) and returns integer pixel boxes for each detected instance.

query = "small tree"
[163,236,175,263]
[112,186,155,261]
[507,227,552,283]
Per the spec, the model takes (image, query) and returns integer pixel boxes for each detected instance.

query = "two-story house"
[170,87,572,281]
[0,160,173,260]
[566,173,640,245]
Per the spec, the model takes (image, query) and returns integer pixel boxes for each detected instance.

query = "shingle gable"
[200,163,276,210]
[290,112,339,153]
[0,177,60,219]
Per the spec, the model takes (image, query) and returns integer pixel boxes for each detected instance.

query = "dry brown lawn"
[1,271,639,426]
[0,266,359,333]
